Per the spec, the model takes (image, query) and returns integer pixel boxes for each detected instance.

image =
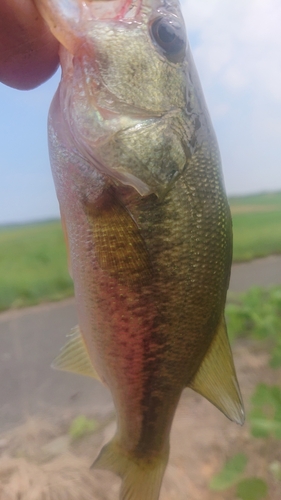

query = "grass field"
[0,192,280,311]
[0,221,73,311]
[230,192,281,261]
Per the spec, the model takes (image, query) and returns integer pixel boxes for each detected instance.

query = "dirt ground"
[0,338,280,500]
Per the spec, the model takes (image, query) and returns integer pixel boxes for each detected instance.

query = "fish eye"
[150,17,186,63]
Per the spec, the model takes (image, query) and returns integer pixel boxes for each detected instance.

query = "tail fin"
[92,438,169,500]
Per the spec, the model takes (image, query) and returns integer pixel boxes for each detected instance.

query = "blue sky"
[0,74,60,224]
[1,0,281,224]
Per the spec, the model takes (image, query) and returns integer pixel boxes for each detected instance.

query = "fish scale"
[35,0,244,498]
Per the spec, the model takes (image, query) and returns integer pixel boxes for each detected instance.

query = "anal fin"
[189,315,245,425]
[52,326,101,380]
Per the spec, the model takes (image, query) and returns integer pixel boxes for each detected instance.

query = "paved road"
[0,255,281,431]
[230,255,281,293]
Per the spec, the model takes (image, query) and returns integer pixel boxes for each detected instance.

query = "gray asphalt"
[0,255,281,431]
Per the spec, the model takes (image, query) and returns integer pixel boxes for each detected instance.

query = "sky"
[1,0,281,224]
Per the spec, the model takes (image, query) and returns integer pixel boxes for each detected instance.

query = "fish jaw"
[34,0,184,53]
[34,0,138,52]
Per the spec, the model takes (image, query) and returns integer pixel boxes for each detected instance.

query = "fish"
[35,0,245,498]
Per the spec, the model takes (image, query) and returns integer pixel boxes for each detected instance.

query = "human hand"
[0,0,59,90]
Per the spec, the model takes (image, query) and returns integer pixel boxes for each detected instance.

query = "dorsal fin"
[52,326,100,380]
[189,315,245,425]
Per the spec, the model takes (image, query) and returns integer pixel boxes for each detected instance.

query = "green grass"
[232,210,281,261]
[0,221,73,311]
[230,192,281,261]
[0,191,280,311]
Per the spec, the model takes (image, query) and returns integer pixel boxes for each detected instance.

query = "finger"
[0,0,59,90]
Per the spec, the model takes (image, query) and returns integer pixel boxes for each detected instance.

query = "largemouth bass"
[35,0,244,498]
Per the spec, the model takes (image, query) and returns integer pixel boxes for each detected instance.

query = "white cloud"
[182,0,281,97]
[181,0,281,194]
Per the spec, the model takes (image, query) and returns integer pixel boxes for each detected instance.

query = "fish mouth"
[80,0,143,22]
[85,0,177,23]
[35,0,146,55]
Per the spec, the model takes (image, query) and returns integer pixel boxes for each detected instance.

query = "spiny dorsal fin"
[52,326,100,380]
[189,315,245,425]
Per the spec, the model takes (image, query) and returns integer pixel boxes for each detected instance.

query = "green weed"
[209,453,267,499]
[236,479,268,500]
[211,281,281,499]
[226,286,281,367]
[209,383,281,498]
[209,453,248,491]
[250,384,281,439]
[69,415,98,440]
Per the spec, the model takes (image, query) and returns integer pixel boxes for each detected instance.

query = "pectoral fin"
[189,316,245,425]
[84,189,152,286]
[52,326,100,380]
